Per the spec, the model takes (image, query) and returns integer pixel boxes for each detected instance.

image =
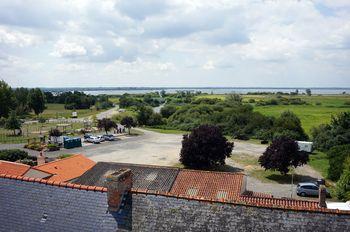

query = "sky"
[0,0,349,88]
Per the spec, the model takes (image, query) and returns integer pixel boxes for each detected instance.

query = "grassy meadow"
[197,94,350,135]
[37,103,99,119]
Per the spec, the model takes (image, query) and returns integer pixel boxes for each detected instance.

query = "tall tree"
[258,137,309,175]
[5,111,22,135]
[334,157,350,201]
[180,125,234,169]
[0,80,15,118]
[273,111,308,141]
[120,116,137,135]
[97,118,116,134]
[14,87,30,116]
[305,88,311,96]
[28,88,46,115]
[136,106,154,126]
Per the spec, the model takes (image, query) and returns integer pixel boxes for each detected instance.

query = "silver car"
[296,182,330,197]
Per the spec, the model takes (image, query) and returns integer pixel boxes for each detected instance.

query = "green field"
[197,94,350,134]
[38,104,99,119]
[0,121,85,144]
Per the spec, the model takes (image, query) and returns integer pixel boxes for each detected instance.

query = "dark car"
[102,134,116,141]
[296,182,330,197]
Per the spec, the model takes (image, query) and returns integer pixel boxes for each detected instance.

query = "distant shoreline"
[39,87,350,95]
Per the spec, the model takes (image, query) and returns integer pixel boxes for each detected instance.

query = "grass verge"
[143,127,188,135]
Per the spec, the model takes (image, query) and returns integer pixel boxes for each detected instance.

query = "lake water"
[79,87,350,95]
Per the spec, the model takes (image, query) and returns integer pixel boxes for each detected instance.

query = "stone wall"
[130,193,350,232]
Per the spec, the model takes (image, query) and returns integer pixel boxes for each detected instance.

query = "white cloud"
[202,60,215,70]
[50,36,104,58]
[0,0,349,87]
[0,26,39,47]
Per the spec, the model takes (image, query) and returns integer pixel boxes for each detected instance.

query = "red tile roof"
[0,161,30,176]
[170,169,245,201]
[32,154,96,182]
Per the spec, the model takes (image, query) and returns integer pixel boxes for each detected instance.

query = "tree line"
[45,91,113,110]
[0,80,46,119]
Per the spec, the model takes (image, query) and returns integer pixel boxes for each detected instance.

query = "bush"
[273,111,308,141]
[327,144,350,181]
[24,142,44,151]
[312,112,350,151]
[0,149,29,162]
[334,157,350,201]
[160,105,177,118]
[47,143,60,151]
[180,125,233,169]
[248,99,255,103]
[258,137,309,175]
[20,159,37,166]
[49,128,63,137]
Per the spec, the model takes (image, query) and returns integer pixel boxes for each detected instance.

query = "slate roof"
[0,161,30,176]
[0,175,130,232]
[74,162,179,192]
[32,154,96,182]
[170,169,245,201]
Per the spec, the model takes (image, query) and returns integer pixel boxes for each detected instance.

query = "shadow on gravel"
[210,164,244,173]
[266,173,319,184]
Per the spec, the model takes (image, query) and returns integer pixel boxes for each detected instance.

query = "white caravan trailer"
[297,141,313,153]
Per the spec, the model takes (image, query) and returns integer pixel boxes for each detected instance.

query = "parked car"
[84,134,93,140]
[102,134,116,141]
[96,135,105,142]
[296,182,330,197]
[85,136,101,144]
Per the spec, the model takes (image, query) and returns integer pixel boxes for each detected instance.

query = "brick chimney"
[37,151,46,165]
[318,185,327,208]
[106,169,133,212]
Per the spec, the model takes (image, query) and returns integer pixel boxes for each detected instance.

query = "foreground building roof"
[170,169,245,201]
[74,162,179,192]
[0,161,30,176]
[32,154,96,182]
[1,173,350,232]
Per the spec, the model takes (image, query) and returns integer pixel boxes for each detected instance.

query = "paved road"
[95,106,120,119]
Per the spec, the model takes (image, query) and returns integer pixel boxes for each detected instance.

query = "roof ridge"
[0,160,30,167]
[101,161,180,170]
[179,168,245,175]
[0,174,107,192]
[34,154,84,168]
[131,188,349,215]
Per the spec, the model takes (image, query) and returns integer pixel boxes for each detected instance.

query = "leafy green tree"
[180,125,234,169]
[306,88,312,96]
[327,144,350,181]
[120,116,137,135]
[13,87,31,116]
[0,80,15,118]
[0,149,28,162]
[226,94,242,104]
[258,137,309,175]
[311,112,350,151]
[334,157,350,201]
[273,111,308,141]
[160,105,177,118]
[137,106,154,126]
[28,88,46,115]
[5,111,22,135]
[148,113,164,126]
[97,118,117,134]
